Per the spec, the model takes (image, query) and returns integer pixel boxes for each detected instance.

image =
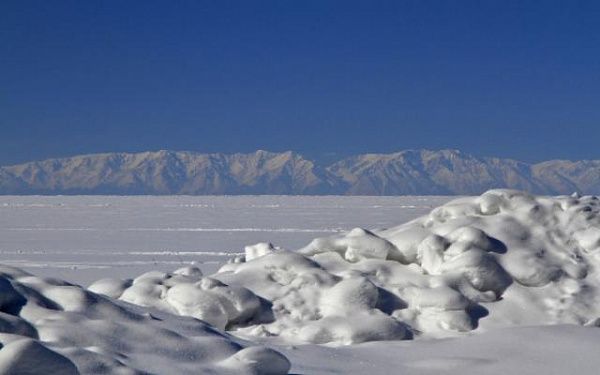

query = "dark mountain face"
[1,149,599,195]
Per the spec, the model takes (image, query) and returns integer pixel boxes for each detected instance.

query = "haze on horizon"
[2,1,600,165]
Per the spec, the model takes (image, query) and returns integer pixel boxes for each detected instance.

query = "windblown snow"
[0,265,290,374]
[3,190,600,374]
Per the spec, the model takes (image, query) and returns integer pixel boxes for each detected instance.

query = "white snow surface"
[0,195,448,284]
[91,190,600,347]
[3,191,600,373]
[0,264,290,374]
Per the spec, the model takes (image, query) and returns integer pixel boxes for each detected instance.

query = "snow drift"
[5,189,600,374]
[92,189,600,346]
[0,265,290,375]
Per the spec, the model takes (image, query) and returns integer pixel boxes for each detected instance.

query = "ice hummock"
[0,265,290,374]
[4,189,600,373]
[91,190,600,346]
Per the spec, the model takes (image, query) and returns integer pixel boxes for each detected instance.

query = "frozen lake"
[0,195,452,285]
[3,192,600,374]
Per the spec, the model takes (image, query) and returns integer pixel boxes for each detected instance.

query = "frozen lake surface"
[0,195,452,285]
[2,192,600,374]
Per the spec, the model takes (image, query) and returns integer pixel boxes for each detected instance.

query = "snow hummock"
[89,266,270,331]
[0,265,290,374]
[5,189,600,373]
[91,189,600,346]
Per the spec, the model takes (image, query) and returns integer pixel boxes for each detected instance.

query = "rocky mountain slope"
[1,149,599,195]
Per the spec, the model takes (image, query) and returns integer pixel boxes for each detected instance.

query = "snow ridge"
[92,190,600,346]
[4,190,600,373]
[0,265,290,374]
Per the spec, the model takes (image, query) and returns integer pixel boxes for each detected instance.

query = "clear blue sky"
[2,1,600,165]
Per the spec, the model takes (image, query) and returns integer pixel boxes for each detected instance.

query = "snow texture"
[0,265,290,374]
[0,195,447,285]
[4,190,600,373]
[92,190,600,346]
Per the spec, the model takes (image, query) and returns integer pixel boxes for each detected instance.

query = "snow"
[282,325,600,375]
[0,195,448,284]
[89,266,268,331]
[245,242,277,262]
[0,338,79,375]
[2,192,600,373]
[174,190,599,344]
[0,265,290,374]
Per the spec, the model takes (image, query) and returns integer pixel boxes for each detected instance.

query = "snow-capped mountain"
[329,150,549,195]
[0,150,336,195]
[1,149,599,195]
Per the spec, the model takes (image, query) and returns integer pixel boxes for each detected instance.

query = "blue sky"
[2,1,600,165]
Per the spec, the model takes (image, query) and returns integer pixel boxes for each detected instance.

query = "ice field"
[0,195,450,285]
[2,192,600,374]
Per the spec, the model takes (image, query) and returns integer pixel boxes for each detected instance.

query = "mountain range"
[1,149,600,195]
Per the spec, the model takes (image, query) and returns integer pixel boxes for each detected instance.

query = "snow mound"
[0,338,78,375]
[211,190,600,343]
[0,265,290,374]
[89,266,270,330]
[86,190,600,347]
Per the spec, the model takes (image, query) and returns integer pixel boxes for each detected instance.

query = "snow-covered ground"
[2,192,600,374]
[0,195,449,285]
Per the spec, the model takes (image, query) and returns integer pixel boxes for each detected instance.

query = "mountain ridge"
[1,149,600,195]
